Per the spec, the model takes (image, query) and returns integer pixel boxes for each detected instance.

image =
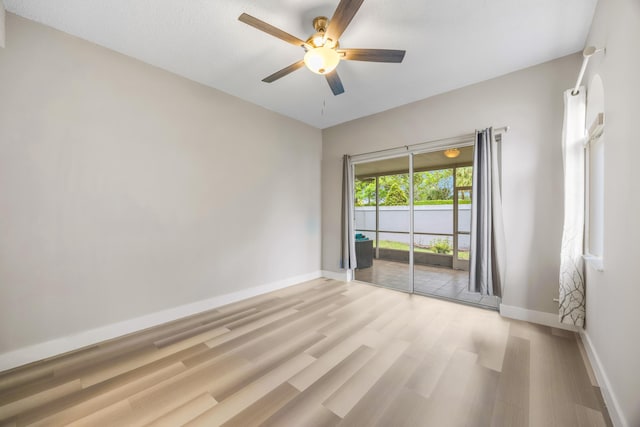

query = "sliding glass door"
[410,149,474,300]
[351,146,497,309]
[353,156,412,293]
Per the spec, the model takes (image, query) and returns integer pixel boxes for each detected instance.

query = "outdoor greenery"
[355,165,474,263]
[414,200,471,205]
[375,240,470,259]
[382,182,408,206]
[376,240,431,253]
[355,166,473,207]
[428,237,453,254]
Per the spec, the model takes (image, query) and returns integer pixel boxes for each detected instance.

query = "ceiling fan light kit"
[238,0,406,96]
[303,16,340,75]
[304,46,340,74]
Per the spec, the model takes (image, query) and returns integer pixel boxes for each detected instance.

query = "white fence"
[355,205,471,249]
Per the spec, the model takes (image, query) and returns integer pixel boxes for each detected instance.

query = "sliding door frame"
[350,139,476,293]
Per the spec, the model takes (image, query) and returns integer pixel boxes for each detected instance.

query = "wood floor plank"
[0,368,55,396]
[204,309,298,349]
[577,335,599,387]
[209,331,325,402]
[288,333,375,392]
[491,400,528,427]
[183,353,315,426]
[291,285,349,311]
[364,295,408,331]
[336,354,420,426]
[574,402,608,427]
[263,345,376,426]
[403,306,453,360]
[65,400,133,427]
[152,309,254,347]
[182,303,336,369]
[126,356,248,425]
[405,345,454,398]
[80,328,229,387]
[459,358,501,425]
[370,386,428,427]
[323,339,410,417]
[16,362,187,427]
[145,393,218,427]
[221,383,300,427]
[0,379,82,420]
[305,312,377,358]
[493,334,530,426]
[0,279,612,427]
[223,299,304,329]
[417,349,481,425]
[468,312,510,372]
[202,299,340,356]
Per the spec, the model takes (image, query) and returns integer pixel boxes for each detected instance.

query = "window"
[584,112,604,271]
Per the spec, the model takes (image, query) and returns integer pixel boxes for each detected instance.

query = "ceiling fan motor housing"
[313,16,328,32]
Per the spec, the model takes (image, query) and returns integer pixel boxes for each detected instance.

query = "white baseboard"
[0,270,322,373]
[321,269,351,282]
[499,304,579,332]
[579,331,627,427]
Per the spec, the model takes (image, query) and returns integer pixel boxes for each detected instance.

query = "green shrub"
[430,237,452,254]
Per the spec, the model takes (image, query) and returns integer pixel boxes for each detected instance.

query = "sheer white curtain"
[341,155,357,270]
[559,88,586,326]
[469,128,506,297]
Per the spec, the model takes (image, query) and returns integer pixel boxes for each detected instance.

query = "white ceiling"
[4,0,597,129]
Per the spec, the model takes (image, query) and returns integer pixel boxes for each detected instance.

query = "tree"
[355,179,376,206]
[382,182,408,206]
[378,174,409,205]
[355,166,472,206]
[456,166,473,188]
[414,169,453,202]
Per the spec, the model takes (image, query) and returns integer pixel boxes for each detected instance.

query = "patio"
[355,259,500,309]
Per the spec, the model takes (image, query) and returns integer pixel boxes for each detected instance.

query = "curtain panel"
[559,88,586,327]
[341,155,357,270]
[469,128,506,297]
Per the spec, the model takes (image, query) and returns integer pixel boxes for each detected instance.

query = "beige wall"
[0,14,322,355]
[1,3,5,48]
[322,54,581,314]
[582,0,640,425]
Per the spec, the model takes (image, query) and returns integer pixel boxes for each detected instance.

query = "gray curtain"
[469,128,506,297]
[340,155,357,270]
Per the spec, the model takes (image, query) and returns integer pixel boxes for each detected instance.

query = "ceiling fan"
[238,0,406,96]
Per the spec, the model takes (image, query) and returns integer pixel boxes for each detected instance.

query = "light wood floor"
[0,278,611,426]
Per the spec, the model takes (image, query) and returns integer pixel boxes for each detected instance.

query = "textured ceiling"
[4,0,597,129]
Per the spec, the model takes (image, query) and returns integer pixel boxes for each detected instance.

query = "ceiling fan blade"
[262,60,305,83]
[325,0,365,43]
[239,13,308,48]
[325,70,345,95]
[338,48,406,63]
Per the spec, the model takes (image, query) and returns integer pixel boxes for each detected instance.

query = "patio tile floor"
[354,258,499,309]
